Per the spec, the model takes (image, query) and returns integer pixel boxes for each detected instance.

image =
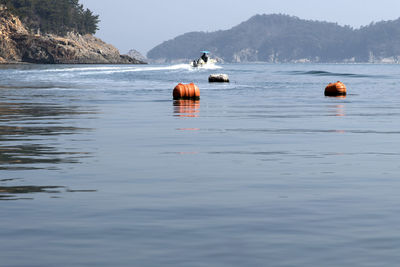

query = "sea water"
[1,63,400,266]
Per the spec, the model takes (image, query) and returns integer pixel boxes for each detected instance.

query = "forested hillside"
[0,0,99,35]
[147,14,400,63]
[0,2,145,64]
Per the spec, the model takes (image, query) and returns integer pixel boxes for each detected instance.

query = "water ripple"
[283,70,388,78]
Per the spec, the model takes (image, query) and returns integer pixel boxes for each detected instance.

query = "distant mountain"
[147,14,400,63]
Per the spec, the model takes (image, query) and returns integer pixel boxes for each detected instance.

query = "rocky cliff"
[0,9,145,64]
[126,49,147,63]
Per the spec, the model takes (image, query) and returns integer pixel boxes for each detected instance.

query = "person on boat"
[201,52,209,63]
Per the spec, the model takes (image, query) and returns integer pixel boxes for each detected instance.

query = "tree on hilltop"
[0,0,99,35]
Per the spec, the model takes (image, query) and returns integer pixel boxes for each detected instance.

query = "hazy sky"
[80,0,400,56]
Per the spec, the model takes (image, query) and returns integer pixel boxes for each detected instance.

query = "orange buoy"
[173,83,200,100]
[325,81,347,96]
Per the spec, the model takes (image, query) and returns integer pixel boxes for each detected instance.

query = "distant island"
[148,14,400,64]
[0,0,145,64]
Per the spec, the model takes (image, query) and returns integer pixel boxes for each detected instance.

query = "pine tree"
[0,0,99,35]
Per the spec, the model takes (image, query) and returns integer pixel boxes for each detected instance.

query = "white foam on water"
[194,63,223,70]
[35,63,222,75]
[41,66,122,72]
[86,64,222,74]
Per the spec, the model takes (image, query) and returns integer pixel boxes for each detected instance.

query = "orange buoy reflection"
[329,95,347,99]
[173,100,200,118]
[327,104,346,117]
[334,104,346,117]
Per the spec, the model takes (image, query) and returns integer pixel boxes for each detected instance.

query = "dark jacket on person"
[201,53,209,63]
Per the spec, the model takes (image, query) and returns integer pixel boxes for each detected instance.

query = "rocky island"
[0,1,145,64]
[148,14,400,64]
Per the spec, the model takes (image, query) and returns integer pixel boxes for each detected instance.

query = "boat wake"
[192,63,222,70]
[38,63,222,75]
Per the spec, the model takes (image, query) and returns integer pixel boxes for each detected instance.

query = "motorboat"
[190,51,217,68]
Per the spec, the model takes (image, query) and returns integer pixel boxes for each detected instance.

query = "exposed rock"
[0,9,145,64]
[233,49,259,63]
[209,74,230,83]
[126,49,147,63]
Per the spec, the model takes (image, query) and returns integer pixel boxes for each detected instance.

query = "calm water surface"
[1,63,400,266]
